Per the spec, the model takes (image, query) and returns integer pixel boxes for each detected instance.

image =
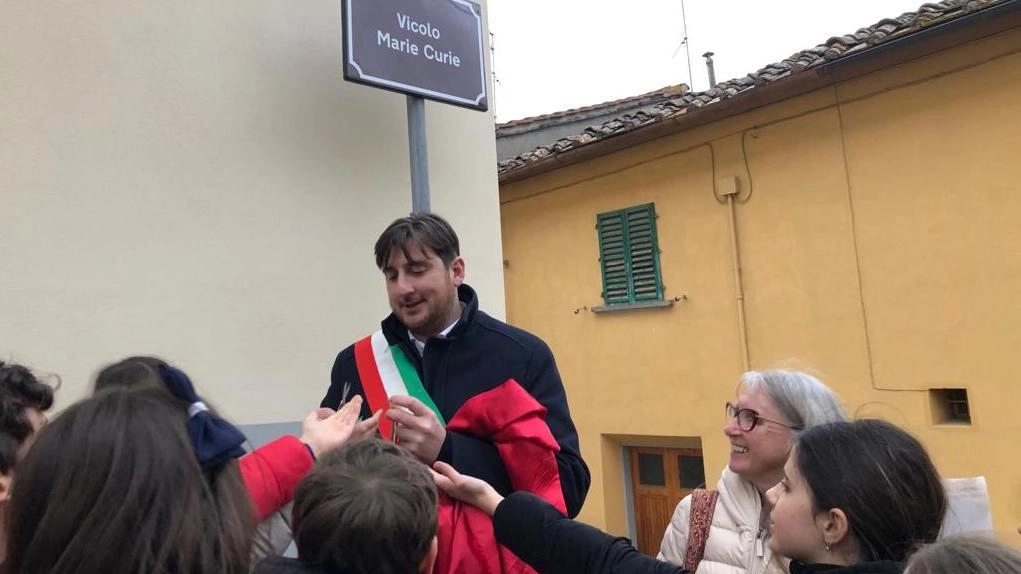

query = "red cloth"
[435,380,567,574]
[239,435,315,522]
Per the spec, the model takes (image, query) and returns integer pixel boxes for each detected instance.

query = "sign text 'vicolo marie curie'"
[342,0,488,111]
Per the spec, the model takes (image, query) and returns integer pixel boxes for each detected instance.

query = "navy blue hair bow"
[158,364,247,470]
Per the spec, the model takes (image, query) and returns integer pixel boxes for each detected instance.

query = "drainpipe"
[719,176,750,371]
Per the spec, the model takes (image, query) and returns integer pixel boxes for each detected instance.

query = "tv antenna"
[670,0,694,89]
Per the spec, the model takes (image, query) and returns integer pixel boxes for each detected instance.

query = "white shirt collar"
[409,316,460,356]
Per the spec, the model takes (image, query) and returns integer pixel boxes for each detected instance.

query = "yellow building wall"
[500,29,1021,542]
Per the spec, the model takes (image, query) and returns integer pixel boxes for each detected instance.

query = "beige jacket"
[657,467,787,574]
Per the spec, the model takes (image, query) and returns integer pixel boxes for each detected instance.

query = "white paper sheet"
[940,476,994,538]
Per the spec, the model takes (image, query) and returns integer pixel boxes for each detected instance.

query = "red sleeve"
[436,380,567,574]
[446,379,567,514]
[239,435,315,523]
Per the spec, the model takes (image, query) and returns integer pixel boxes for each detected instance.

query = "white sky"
[488,0,927,122]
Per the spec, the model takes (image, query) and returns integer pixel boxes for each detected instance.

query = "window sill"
[592,300,675,314]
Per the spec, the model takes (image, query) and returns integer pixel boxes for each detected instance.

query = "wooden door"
[628,447,706,556]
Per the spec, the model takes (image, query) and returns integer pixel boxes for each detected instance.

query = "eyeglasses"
[725,402,803,432]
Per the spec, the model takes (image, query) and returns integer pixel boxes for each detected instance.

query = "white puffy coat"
[657,467,787,574]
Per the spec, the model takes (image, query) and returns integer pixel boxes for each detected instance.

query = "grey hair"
[740,370,846,430]
[906,536,1021,574]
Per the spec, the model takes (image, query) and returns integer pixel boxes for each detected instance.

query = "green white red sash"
[353,330,446,440]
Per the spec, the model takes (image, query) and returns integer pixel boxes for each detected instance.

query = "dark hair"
[93,355,168,394]
[91,355,273,555]
[0,361,55,474]
[2,386,254,574]
[292,439,438,574]
[795,419,947,563]
[906,536,1021,574]
[93,355,232,421]
[374,213,460,269]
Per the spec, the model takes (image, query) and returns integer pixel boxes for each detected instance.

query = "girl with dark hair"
[434,419,947,574]
[0,360,54,487]
[0,361,56,561]
[762,419,945,573]
[92,356,377,524]
[2,363,365,574]
[3,386,254,574]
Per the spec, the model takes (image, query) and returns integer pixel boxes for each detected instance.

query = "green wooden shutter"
[626,205,663,302]
[597,203,663,305]
[597,211,630,304]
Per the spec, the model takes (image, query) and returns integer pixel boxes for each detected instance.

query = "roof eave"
[498,1,1021,186]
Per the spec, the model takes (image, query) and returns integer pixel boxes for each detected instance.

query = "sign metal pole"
[407,95,430,213]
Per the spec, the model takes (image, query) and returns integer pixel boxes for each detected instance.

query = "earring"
[825,545,831,552]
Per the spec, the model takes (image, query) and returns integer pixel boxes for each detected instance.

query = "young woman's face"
[764,449,829,564]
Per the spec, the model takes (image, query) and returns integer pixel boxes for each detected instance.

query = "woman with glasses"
[433,418,946,574]
[658,370,846,574]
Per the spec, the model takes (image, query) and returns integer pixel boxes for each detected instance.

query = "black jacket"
[788,561,903,574]
[253,556,421,574]
[494,491,682,574]
[323,284,590,517]
[492,493,905,574]
[253,557,332,574]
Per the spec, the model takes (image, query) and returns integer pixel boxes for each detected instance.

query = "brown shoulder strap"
[682,488,720,572]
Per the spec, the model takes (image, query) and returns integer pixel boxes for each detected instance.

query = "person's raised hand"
[300,396,363,458]
[431,460,503,516]
[352,408,383,442]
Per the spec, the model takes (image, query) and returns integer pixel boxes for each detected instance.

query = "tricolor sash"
[353,330,446,440]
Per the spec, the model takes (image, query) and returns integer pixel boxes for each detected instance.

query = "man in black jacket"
[322,213,590,517]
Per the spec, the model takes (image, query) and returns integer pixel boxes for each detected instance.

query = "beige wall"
[501,30,1021,541]
[0,0,503,422]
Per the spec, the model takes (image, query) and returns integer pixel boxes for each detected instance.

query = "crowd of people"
[1,213,1017,574]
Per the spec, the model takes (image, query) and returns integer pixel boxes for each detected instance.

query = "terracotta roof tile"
[496,84,688,132]
[498,0,1013,176]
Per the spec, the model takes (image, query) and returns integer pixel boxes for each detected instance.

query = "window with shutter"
[596,203,664,306]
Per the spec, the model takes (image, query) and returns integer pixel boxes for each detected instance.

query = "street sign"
[343,0,488,111]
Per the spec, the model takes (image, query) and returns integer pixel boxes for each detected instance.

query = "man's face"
[382,243,464,339]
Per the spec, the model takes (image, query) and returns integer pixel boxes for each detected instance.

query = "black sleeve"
[438,430,514,495]
[493,492,686,574]
[523,340,591,517]
[322,347,373,421]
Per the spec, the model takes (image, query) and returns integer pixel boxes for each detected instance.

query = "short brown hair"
[292,439,438,574]
[374,213,460,269]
